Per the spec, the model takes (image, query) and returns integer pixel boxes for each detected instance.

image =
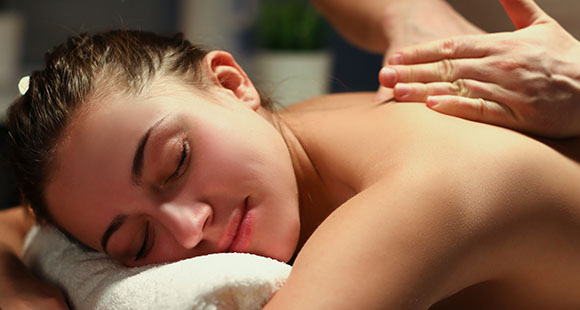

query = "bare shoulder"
[288,92,580,196]
[279,93,580,308]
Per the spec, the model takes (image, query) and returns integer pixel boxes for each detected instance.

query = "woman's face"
[45,75,300,266]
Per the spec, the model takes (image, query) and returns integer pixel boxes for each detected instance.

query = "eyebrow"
[101,214,127,254]
[100,116,169,254]
[131,116,168,186]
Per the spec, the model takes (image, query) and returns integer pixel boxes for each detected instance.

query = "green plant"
[256,0,327,50]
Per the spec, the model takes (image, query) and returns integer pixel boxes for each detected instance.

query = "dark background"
[0,0,385,210]
[3,0,579,210]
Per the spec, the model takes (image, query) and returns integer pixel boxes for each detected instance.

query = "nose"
[158,201,212,249]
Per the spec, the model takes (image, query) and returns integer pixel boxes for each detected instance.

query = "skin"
[46,53,301,266]
[1,0,456,307]
[0,207,68,309]
[43,50,580,309]
[268,94,580,309]
[4,0,580,308]
[379,0,580,138]
[310,0,486,102]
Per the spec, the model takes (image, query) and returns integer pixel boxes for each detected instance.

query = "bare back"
[268,92,580,309]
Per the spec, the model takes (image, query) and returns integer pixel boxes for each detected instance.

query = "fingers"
[375,86,393,103]
[392,79,521,108]
[391,80,522,129]
[499,0,550,29]
[393,82,455,101]
[392,80,501,102]
[387,34,495,65]
[380,58,488,88]
[425,95,518,128]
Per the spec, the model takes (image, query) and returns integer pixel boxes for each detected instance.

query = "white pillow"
[22,225,291,310]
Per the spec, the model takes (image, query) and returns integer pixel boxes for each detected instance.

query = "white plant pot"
[252,50,333,107]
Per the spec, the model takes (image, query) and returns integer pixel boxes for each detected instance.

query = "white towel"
[22,225,291,310]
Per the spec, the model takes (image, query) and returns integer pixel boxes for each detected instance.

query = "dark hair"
[7,30,273,225]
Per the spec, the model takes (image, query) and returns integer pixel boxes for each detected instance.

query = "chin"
[257,247,296,263]
[271,225,301,263]
[246,228,298,263]
[251,192,300,262]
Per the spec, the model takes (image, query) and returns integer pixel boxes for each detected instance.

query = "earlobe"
[204,51,261,111]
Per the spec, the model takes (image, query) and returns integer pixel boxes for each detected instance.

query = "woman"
[3,1,580,309]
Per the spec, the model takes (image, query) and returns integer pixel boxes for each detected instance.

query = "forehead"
[59,77,204,169]
[61,91,166,173]
[44,82,195,248]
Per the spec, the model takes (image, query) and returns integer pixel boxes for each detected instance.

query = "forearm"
[310,0,389,53]
[0,207,69,309]
[0,206,34,258]
[0,244,70,310]
[0,207,34,294]
[0,247,34,282]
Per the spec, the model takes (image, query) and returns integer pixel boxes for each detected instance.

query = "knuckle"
[437,59,455,81]
[452,79,470,97]
[402,66,414,82]
[440,38,457,58]
[476,98,487,118]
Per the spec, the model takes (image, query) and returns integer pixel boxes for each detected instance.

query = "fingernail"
[426,96,438,108]
[389,53,403,65]
[380,68,397,86]
[395,83,410,99]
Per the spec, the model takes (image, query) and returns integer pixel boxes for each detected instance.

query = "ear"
[203,51,261,111]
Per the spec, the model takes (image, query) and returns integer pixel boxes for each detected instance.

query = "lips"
[217,197,252,253]
[228,198,253,253]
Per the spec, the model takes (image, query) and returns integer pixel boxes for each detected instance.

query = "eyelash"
[135,140,188,261]
[135,221,150,261]
[164,140,190,184]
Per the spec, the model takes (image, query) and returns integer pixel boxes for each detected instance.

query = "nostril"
[202,211,211,231]
[200,202,213,231]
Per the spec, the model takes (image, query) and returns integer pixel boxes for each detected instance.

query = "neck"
[266,110,337,253]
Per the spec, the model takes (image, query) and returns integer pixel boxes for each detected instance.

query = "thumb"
[374,86,393,103]
[499,0,550,29]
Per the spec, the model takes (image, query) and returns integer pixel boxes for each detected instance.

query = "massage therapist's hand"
[0,251,69,310]
[379,0,580,138]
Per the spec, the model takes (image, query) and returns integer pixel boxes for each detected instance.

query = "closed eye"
[135,221,151,261]
[164,140,189,184]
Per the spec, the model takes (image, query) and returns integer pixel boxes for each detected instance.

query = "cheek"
[146,228,193,264]
[189,124,263,181]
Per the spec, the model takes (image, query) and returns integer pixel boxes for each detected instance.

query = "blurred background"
[0,0,579,210]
